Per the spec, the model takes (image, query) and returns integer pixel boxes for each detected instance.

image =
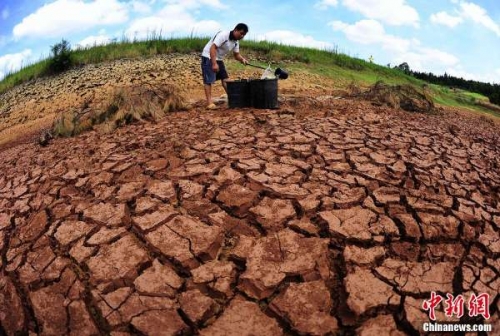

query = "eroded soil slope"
[0,53,334,148]
[0,55,499,335]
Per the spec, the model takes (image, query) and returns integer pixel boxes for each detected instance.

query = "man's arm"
[210,44,219,72]
[233,52,247,65]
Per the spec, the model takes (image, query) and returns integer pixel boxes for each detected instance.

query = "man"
[201,23,249,109]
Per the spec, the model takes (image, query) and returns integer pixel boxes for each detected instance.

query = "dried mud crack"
[1,57,500,335]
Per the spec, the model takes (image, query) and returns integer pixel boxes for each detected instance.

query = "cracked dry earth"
[1,92,500,334]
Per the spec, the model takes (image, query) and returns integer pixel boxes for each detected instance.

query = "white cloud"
[459,1,500,36]
[131,1,152,14]
[430,12,463,28]
[163,0,227,10]
[126,5,220,39]
[445,66,499,84]
[76,34,112,48]
[329,19,411,53]
[0,49,33,80]
[314,0,339,10]
[341,0,419,27]
[189,21,223,37]
[13,0,129,39]
[125,1,228,40]
[394,47,459,73]
[1,7,9,20]
[255,30,333,49]
[330,19,459,72]
[445,67,481,81]
[431,1,500,37]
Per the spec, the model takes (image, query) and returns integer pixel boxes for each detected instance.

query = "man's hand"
[212,62,219,72]
[241,58,248,65]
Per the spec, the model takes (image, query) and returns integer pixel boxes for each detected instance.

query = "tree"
[48,39,73,75]
[395,62,411,74]
[489,91,500,105]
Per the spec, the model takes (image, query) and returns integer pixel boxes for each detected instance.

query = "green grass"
[0,35,207,93]
[0,35,498,117]
[458,90,489,103]
[286,62,420,87]
[71,36,207,65]
[428,84,500,117]
[430,84,478,107]
[0,59,51,91]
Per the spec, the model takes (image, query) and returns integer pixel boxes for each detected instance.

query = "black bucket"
[227,80,250,108]
[274,68,288,79]
[249,78,278,109]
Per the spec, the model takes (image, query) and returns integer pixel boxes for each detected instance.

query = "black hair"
[234,23,249,33]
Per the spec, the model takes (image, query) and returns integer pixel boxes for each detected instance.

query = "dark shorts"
[201,56,228,84]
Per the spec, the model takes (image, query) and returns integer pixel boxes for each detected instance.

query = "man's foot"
[206,103,217,110]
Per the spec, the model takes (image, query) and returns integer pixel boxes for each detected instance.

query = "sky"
[0,0,499,83]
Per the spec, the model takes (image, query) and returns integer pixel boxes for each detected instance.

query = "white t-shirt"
[202,31,240,60]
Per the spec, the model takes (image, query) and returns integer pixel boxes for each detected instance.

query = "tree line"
[394,62,500,106]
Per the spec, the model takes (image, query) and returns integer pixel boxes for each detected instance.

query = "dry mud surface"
[1,55,500,335]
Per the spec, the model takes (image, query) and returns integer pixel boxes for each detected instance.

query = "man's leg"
[204,84,212,105]
[201,57,216,108]
[222,79,228,93]
[219,61,229,94]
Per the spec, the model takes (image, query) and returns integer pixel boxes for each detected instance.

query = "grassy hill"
[1,36,498,118]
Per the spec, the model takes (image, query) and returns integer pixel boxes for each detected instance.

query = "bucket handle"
[246,63,268,70]
[246,63,288,80]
